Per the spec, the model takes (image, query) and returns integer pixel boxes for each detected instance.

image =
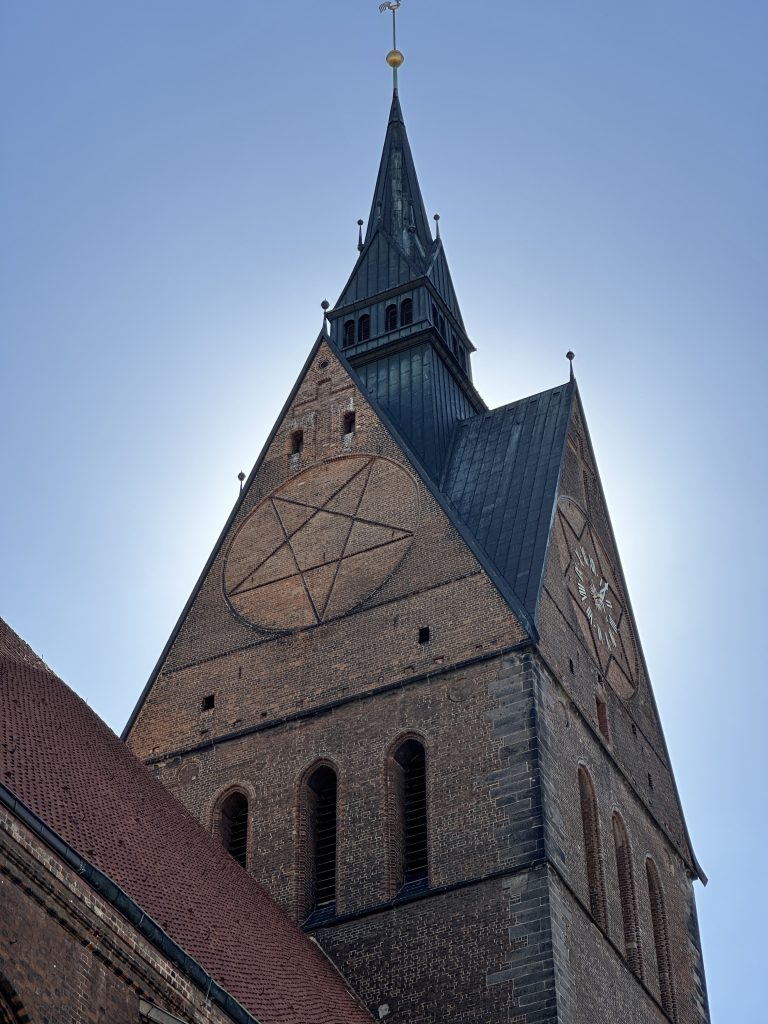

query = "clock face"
[557,496,638,699]
[573,543,620,652]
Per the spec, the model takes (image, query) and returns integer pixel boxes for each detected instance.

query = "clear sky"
[1,2,765,1017]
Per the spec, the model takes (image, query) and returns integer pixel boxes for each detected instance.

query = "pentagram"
[224,456,419,631]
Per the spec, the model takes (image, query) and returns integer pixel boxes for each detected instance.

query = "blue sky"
[1,2,766,1017]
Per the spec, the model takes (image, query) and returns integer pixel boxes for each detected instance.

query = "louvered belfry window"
[578,767,607,932]
[220,792,249,868]
[613,814,644,981]
[646,859,677,1021]
[392,739,428,890]
[308,765,337,911]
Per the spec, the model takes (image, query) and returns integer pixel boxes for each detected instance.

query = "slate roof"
[0,617,373,1024]
[440,382,575,626]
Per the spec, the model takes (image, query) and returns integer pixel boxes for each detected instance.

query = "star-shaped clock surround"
[224,455,419,631]
[557,495,639,699]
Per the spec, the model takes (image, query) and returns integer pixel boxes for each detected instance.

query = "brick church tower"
[124,55,710,1024]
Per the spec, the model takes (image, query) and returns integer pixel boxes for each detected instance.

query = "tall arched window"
[358,314,371,342]
[578,767,607,932]
[385,304,398,331]
[302,764,338,917]
[400,298,413,326]
[388,737,429,895]
[219,791,249,868]
[647,859,677,1020]
[613,814,643,980]
[343,320,355,348]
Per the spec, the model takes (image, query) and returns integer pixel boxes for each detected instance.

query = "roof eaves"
[0,780,261,1024]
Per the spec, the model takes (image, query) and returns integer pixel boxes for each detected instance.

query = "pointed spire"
[365,92,433,255]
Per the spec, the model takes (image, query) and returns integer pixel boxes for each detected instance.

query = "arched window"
[385,304,398,331]
[219,791,249,868]
[578,767,607,932]
[613,814,643,980]
[388,738,428,895]
[343,320,355,348]
[303,764,338,916]
[290,429,304,456]
[358,314,371,342]
[647,859,677,1020]
[400,298,413,326]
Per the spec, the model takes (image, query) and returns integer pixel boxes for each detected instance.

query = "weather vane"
[378,1,405,91]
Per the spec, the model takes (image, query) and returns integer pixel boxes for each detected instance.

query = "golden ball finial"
[386,48,404,69]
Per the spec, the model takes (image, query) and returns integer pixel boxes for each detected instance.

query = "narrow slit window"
[342,410,356,436]
[306,765,338,914]
[391,739,428,892]
[646,860,677,1020]
[219,792,249,868]
[431,302,439,325]
[385,304,398,331]
[596,695,610,742]
[343,320,355,348]
[578,767,607,932]
[290,430,304,456]
[418,626,430,644]
[201,694,215,712]
[358,314,371,342]
[400,298,413,326]
[613,814,644,980]
[439,315,446,338]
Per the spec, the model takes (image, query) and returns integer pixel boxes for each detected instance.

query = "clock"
[557,496,638,699]
[573,543,620,652]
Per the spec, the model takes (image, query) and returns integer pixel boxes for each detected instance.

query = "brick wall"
[128,340,526,761]
[0,805,237,1024]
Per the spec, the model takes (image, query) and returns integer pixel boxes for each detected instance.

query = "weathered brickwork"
[315,868,559,1024]
[0,805,236,1024]
[149,654,538,919]
[126,341,708,1022]
[128,340,527,760]
[538,398,695,867]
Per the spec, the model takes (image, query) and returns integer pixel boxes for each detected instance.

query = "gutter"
[0,781,261,1024]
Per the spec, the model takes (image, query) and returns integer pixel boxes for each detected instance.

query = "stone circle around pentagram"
[223,455,420,630]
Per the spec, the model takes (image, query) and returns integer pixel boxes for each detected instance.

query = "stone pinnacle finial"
[566,351,575,382]
[238,471,246,493]
[357,219,365,252]
[434,213,441,240]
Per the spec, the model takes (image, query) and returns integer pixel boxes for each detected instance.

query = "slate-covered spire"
[365,92,433,260]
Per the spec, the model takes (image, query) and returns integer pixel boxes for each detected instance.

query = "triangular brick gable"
[536,388,702,877]
[124,335,529,754]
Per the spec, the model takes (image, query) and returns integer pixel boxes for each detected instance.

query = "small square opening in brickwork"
[418,627,430,644]
[201,694,215,712]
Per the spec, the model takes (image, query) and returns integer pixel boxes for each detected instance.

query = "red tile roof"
[0,617,372,1024]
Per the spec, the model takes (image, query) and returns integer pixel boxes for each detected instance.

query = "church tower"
[124,24,710,1024]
